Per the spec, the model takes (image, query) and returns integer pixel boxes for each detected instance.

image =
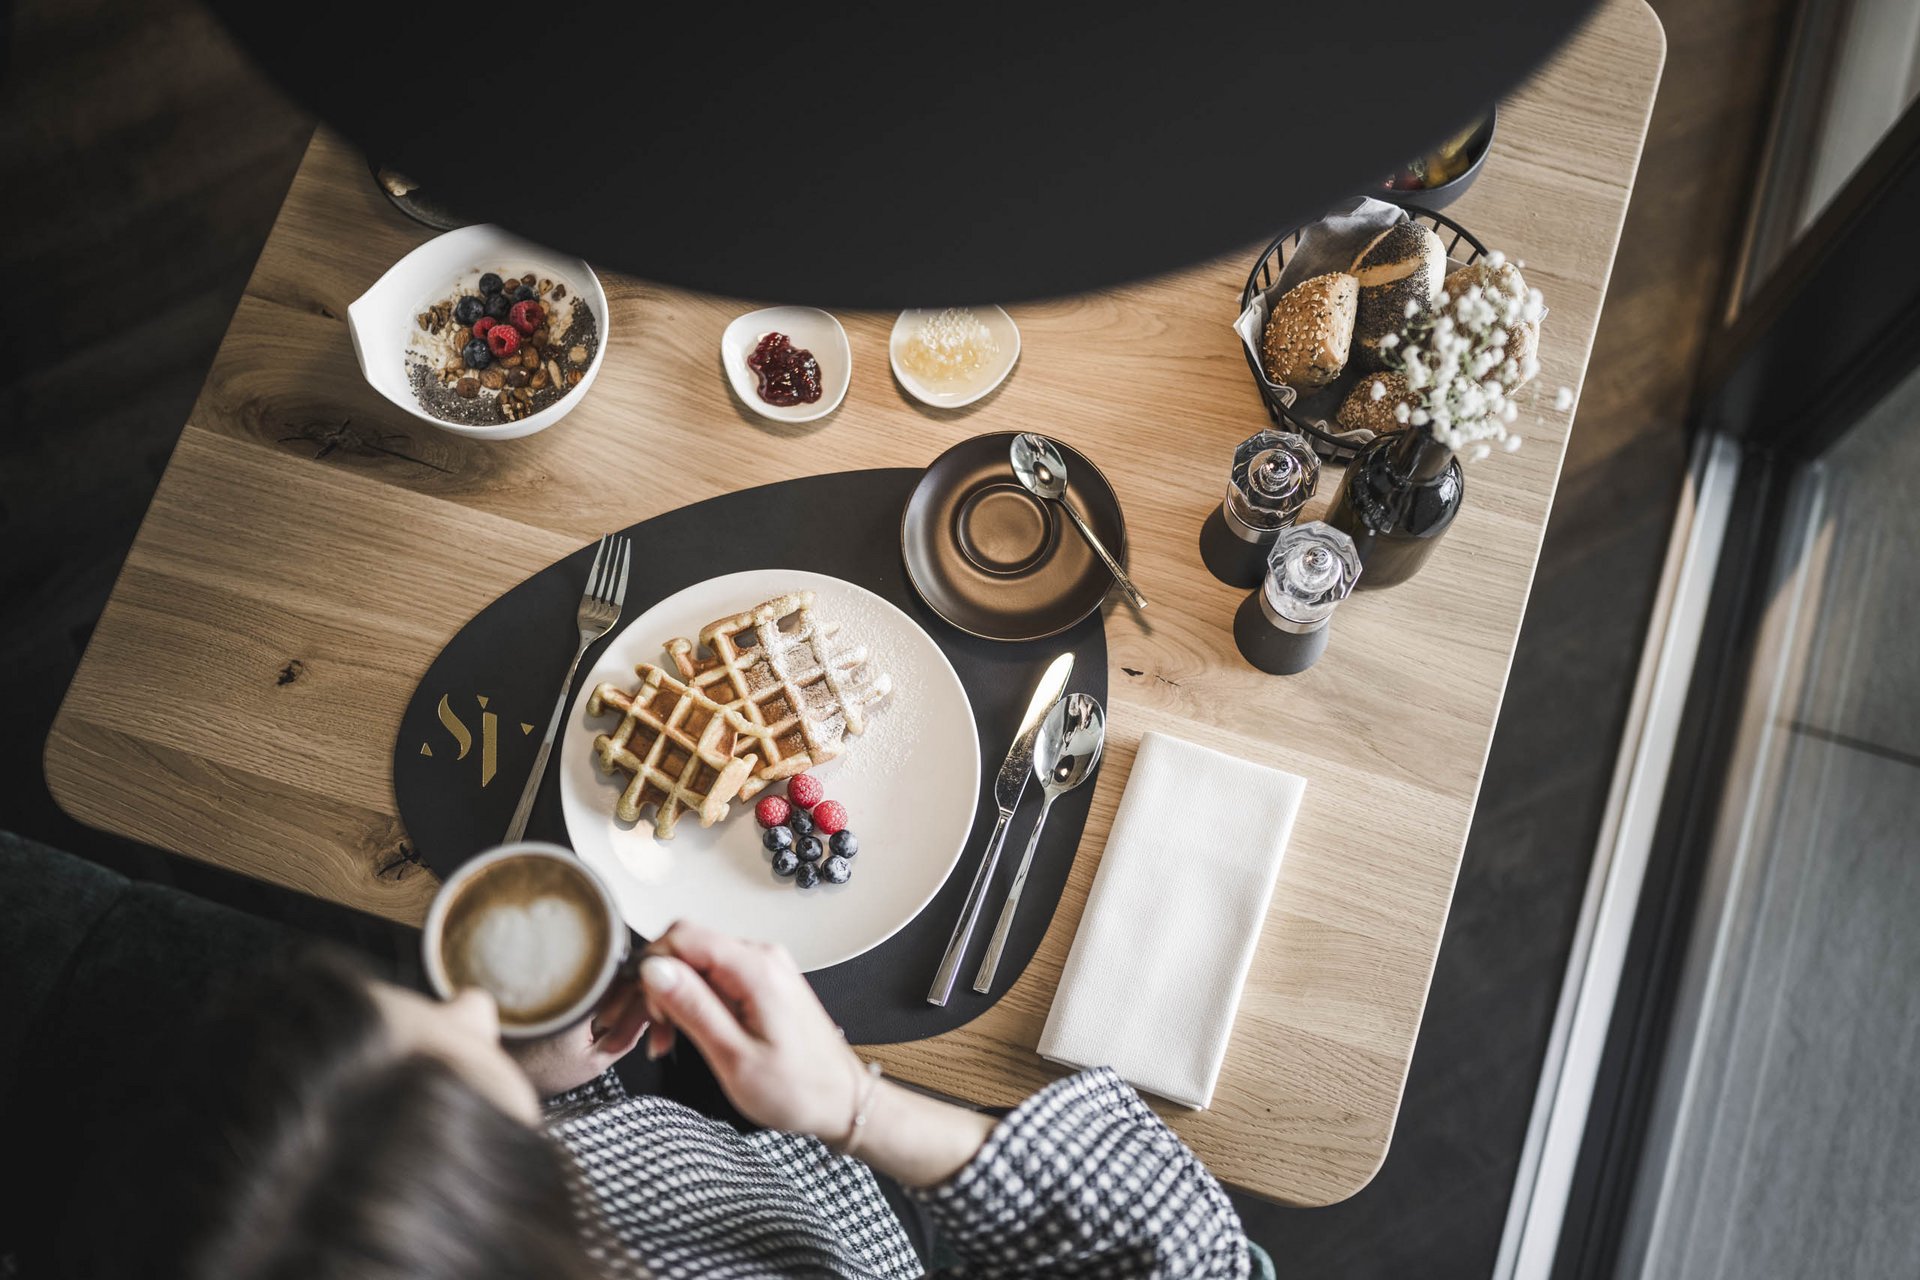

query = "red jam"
[747,331,823,406]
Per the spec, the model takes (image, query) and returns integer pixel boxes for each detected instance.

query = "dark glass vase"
[1325,428,1464,589]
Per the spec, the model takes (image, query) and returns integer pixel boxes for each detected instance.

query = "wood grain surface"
[45,0,1663,1206]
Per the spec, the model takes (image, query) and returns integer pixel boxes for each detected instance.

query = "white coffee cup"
[421,843,629,1039]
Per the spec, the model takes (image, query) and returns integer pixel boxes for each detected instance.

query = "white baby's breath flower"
[1554,386,1574,411]
[1370,380,1387,401]
[1503,434,1523,452]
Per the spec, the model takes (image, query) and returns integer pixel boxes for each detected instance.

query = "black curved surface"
[207,3,1599,306]
[392,468,1107,1044]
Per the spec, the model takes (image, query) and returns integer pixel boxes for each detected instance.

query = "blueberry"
[461,338,492,368]
[771,848,800,877]
[453,295,486,325]
[828,830,858,859]
[478,272,504,296]
[795,861,821,889]
[484,293,513,322]
[796,835,823,863]
[822,854,851,884]
[762,825,794,853]
[789,810,815,839]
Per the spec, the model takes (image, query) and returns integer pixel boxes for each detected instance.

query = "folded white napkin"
[1037,731,1306,1109]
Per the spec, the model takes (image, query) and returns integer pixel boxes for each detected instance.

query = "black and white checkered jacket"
[546,1066,1250,1278]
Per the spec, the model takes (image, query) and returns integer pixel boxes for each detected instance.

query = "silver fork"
[504,533,631,843]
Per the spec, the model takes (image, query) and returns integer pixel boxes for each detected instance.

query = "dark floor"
[0,0,1788,1274]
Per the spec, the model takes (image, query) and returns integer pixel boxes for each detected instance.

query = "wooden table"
[45,0,1661,1207]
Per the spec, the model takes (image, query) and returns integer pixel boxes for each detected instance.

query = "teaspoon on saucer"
[972,693,1106,992]
[1011,433,1147,610]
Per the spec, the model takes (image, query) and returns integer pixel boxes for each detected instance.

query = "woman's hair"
[88,949,604,1280]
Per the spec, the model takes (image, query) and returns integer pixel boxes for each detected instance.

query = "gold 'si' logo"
[421,693,534,787]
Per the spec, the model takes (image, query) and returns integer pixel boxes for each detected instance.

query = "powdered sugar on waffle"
[806,591,916,786]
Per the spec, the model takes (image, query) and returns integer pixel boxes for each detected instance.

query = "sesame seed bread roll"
[1259,271,1358,390]
[1444,259,1539,388]
[1336,371,1413,433]
[1349,222,1445,370]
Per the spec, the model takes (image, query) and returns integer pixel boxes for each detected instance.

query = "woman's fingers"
[644,921,770,1008]
[590,984,652,1061]
[640,955,752,1070]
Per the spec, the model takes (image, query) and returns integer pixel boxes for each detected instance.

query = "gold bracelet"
[834,1060,884,1157]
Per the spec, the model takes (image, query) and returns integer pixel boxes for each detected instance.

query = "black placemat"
[393,468,1107,1044]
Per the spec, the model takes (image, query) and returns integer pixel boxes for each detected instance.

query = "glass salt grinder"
[1233,521,1361,674]
[1200,429,1320,587]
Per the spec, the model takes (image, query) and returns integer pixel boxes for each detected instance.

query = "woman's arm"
[637,922,1250,1276]
[911,1067,1250,1278]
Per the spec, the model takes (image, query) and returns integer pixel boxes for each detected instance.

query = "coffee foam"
[439,855,612,1027]
[464,896,594,1017]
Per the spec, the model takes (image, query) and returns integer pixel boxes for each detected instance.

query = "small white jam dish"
[720,306,851,424]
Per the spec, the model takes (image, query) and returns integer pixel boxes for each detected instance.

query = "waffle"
[665,591,891,794]
[586,662,759,838]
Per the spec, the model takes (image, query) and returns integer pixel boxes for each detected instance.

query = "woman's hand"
[638,921,867,1140]
[507,979,652,1100]
[639,922,997,1187]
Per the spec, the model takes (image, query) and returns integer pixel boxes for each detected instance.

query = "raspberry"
[509,300,544,335]
[811,800,848,836]
[755,795,791,829]
[472,316,496,339]
[486,324,521,359]
[786,774,823,810]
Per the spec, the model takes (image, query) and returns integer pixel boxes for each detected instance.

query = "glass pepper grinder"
[1200,429,1319,587]
[1233,521,1361,675]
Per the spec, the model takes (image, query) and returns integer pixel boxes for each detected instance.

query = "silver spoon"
[1011,433,1148,610]
[972,693,1105,992]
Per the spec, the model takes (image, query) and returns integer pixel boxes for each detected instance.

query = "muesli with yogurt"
[406,268,598,426]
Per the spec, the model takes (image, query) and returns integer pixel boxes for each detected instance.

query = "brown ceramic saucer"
[901,433,1128,641]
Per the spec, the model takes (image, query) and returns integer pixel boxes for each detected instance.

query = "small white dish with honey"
[889,306,1020,409]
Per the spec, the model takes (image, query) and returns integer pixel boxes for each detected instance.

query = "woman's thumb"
[640,956,750,1067]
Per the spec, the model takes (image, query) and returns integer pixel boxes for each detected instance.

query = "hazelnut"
[551,283,567,300]
[538,278,554,297]
[480,368,505,390]
[530,367,550,390]
[520,272,536,287]
[505,368,530,387]
[567,368,583,387]
[455,377,479,399]
[568,345,588,364]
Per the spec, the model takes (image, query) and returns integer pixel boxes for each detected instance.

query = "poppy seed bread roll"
[1259,272,1357,390]
[1350,222,1445,369]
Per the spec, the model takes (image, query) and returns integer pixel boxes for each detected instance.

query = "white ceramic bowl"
[720,306,851,423]
[889,306,1020,409]
[348,224,608,441]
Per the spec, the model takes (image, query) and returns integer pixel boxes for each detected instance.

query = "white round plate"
[560,569,980,971]
[889,306,1020,409]
[721,307,851,423]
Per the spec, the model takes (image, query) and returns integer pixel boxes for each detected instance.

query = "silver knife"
[928,652,1075,1006]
